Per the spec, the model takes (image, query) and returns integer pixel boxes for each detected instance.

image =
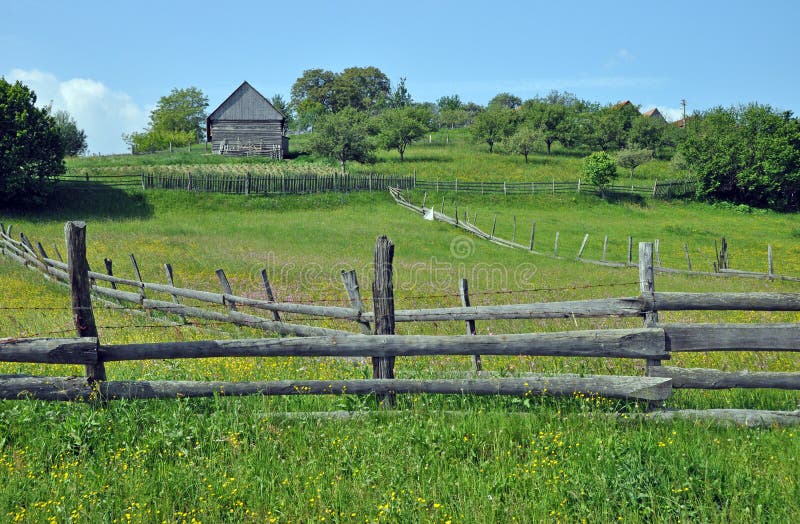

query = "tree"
[488,92,522,110]
[589,102,641,151]
[291,67,392,114]
[470,108,515,153]
[270,94,294,128]
[437,95,462,111]
[521,91,583,155]
[629,116,666,156]
[375,106,432,161]
[0,78,65,206]
[308,107,375,174]
[505,124,542,163]
[583,151,618,195]
[679,104,800,210]
[149,87,209,141]
[53,109,87,156]
[388,77,412,109]
[616,147,653,178]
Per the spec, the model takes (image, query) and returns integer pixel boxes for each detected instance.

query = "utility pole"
[680,99,687,128]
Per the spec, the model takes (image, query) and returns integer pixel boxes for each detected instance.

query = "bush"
[582,151,618,193]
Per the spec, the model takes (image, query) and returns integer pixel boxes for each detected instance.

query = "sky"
[3,0,798,154]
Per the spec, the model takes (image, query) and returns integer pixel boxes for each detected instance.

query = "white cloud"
[7,69,147,155]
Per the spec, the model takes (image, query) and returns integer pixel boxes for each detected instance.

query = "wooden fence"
[414,178,696,199]
[390,188,799,283]
[1,221,799,412]
[140,172,415,195]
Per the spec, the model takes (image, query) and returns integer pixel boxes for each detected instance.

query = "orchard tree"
[629,116,666,156]
[388,77,412,109]
[53,109,88,156]
[616,147,653,178]
[149,86,209,140]
[270,94,294,128]
[308,107,375,174]
[488,92,522,110]
[437,94,462,111]
[680,104,800,210]
[505,124,542,163]
[375,106,432,161]
[583,151,618,196]
[0,78,65,206]
[521,91,583,155]
[291,68,336,115]
[470,108,515,153]
[290,66,391,114]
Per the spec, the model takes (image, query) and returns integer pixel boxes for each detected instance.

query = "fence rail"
[1,221,799,411]
[414,178,696,199]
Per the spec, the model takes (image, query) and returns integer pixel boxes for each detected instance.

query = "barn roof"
[207,81,285,123]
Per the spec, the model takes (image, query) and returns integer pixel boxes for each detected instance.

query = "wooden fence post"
[654,239,662,267]
[260,269,282,323]
[683,244,692,271]
[577,234,589,259]
[529,222,536,252]
[341,270,371,335]
[372,236,396,407]
[460,278,482,372]
[104,258,116,290]
[216,269,237,312]
[627,236,633,266]
[602,235,608,262]
[639,242,661,376]
[65,221,104,382]
[164,263,186,323]
[512,216,517,243]
[52,243,64,263]
[129,254,145,301]
[768,245,774,276]
[554,232,559,257]
[491,215,497,239]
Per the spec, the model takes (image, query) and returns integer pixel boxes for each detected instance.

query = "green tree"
[291,68,336,116]
[388,77,412,109]
[505,124,542,163]
[589,102,641,151]
[521,91,583,155]
[375,106,432,161]
[291,67,392,114]
[616,147,653,178]
[583,151,618,195]
[488,92,522,110]
[629,116,666,156]
[679,104,800,210]
[437,94,462,111]
[149,87,209,140]
[270,94,294,128]
[0,78,65,206]
[470,108,515,153]
[53,109,88,156]
[308,107,375,174]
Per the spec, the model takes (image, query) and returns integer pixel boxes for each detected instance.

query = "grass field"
[67,128,685,186]
[1,143,799,522]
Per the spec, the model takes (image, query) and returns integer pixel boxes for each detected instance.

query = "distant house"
[612,100,640,113]
[643,108,667,123]
[206,81,288,158]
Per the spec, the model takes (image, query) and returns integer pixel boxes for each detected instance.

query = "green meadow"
[1,137,799,522]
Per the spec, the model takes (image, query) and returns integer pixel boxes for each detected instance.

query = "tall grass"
[0,152,798,521]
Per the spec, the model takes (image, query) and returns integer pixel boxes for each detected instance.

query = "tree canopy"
[374,106,433,161]
[290,67,392,116]
[0,78,65,206]
[680,104,800,210]
[470,108,515,153]
[308,107,375,174]
[583,151,618,194]
[53,109,88,156]
[149,87,208,139]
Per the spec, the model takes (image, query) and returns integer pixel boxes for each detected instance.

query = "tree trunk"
[488,141,494,153]
[524,152,529,163]
[340,159,346,176]
[546,139,552,155]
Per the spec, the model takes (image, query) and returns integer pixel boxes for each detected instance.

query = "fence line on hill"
[414,178,696,199]
[57,172,416,195]
[1,222,800,415]
[389,187,800,283]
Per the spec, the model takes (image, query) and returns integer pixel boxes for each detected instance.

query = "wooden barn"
[206,81,288,158]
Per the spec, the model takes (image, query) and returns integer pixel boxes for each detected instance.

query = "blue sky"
[3,0,798,154]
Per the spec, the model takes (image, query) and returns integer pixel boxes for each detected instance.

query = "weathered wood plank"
[361,298,644,323]
[653,292,800,311]
[641,409,800,427]
[0,337,98,364]
[100,328,667,361]
[650,366,800,389]
[663,323,800,352]
[0,375,672,401]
